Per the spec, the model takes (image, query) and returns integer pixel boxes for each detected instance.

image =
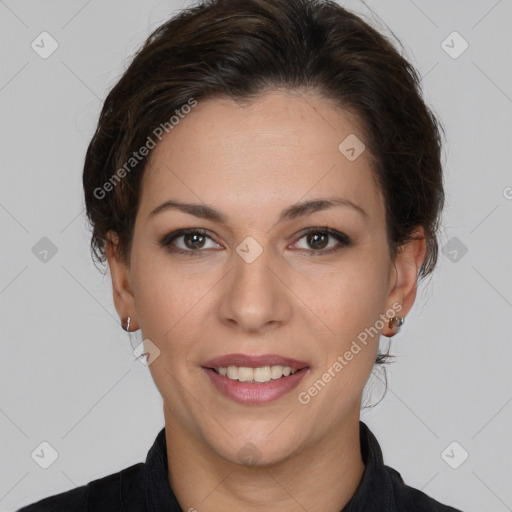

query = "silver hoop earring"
[388,316,404,335]
[123,316,131,332]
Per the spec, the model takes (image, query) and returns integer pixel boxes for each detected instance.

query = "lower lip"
[203,367,309,405]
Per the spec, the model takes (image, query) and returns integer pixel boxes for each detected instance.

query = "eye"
[160,228,221,254]
[292,227,352,255]
[159,227,352,256]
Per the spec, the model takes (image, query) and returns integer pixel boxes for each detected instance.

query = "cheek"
[306,257,390,337]
[297,256,390,402]
[131,252,215,370]
[132,265,201,399]
[131,244,188,325]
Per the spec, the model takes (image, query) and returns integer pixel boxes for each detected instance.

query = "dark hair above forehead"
[83,0,445,286]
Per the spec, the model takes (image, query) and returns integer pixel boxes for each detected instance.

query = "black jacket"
[17,421,463,511]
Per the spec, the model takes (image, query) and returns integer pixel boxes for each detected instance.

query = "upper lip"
[202,353,309,370]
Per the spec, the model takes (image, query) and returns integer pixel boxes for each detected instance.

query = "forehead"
[139,90,384,223]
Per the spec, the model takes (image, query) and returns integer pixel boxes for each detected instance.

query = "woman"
[18,0,463,510]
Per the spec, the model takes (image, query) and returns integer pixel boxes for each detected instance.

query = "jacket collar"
[142,420,394,512]
[342,421,395,511]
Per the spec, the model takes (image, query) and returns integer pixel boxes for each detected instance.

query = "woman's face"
[108,90,422,466]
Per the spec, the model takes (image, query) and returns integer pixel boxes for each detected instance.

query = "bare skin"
[106,89,426,511]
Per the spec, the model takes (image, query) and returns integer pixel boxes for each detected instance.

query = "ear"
[105,230,138,331]
[381,226,427,336]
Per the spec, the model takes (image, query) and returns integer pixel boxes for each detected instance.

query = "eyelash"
[159,227,352,256]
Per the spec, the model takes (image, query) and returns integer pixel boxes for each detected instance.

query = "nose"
[217,240,292,333]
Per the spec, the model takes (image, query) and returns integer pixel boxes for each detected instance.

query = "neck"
[164,406,365,512]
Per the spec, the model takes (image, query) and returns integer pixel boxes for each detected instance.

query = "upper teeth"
[215,365,298,383]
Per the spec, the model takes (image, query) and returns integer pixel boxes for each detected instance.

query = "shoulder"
[385,465,463,512]
[355,421,463,512]
[16,462,145,512]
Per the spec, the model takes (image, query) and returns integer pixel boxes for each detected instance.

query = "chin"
[207,429,304,469]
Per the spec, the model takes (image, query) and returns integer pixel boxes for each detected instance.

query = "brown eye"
[293,228,352,255]
[306,231,329,250]
[182,232,206,249]
[160,229,220,254]
[160,227,351,257]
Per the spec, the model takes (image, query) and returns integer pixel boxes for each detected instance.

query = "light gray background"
[1,1,511,510]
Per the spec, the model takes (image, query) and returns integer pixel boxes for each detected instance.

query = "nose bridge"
[233,234,276,299]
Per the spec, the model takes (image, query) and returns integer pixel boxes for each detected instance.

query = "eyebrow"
[149,196,367,223]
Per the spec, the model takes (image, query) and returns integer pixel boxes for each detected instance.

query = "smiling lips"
[202,353,310,405]
[203,353,309,370]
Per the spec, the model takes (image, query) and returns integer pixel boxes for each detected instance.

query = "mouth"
[202,353,309,382]
[201,353,310,404]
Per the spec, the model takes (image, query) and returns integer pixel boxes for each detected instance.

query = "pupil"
[309,232,327,249]
[186,233,204,249]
